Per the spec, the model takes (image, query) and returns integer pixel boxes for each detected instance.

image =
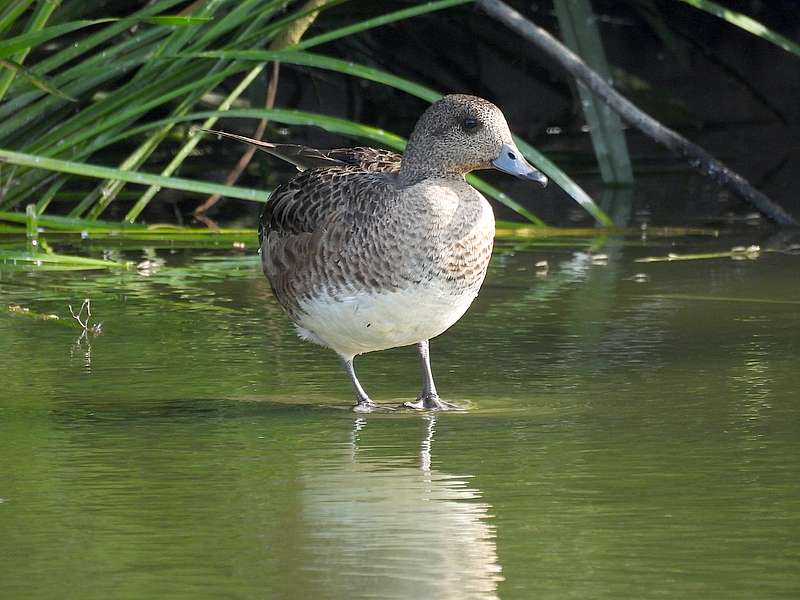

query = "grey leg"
[419,339,438,398]
[403,340,462,411]
[342,357,393,413]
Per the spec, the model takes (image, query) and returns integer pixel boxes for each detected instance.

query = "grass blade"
[0,0,35,37]
[554,0,633,184]
[513,137,614,226]
[120,64,267,222]
[0,0,60,102]
[189,49,609,224]
[0,62,251,209]
[0,210,146,231]
[194,49,442,101]
[0,29,164,127]
[4,0,183,94]
[0,148,267,201]
[123,0,329,222]
[143,16,214,26]
[77,0,289,219]
[0,58,75,101]
[0,19,117,59]
[0,248,130,268]
[676,0,800,57]
[293,0,473,50]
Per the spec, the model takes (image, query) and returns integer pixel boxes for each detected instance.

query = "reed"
[0,0,793,239]
[0,0,604,231]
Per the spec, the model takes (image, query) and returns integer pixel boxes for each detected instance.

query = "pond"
[1,232,798,599]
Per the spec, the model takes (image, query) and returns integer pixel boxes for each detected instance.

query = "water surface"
[1,233,798,599]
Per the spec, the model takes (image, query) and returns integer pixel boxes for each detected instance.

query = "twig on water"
[68,299,103,336]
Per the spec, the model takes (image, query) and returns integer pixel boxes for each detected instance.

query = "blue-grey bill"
[492,143,548,186]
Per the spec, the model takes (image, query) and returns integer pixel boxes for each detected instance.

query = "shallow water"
[1,233,799,599]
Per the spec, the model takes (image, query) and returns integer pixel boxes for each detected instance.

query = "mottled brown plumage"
[207,95,547,411]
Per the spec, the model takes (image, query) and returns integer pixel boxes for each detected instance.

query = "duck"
[206,94,547,411]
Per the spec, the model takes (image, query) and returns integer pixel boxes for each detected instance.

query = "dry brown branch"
[194,0,328,219]
[477,0,797,226]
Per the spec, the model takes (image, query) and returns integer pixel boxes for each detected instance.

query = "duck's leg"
[342,357,392,412]
[403,340,462,410]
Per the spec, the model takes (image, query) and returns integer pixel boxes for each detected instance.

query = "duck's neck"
[398,148,463,186]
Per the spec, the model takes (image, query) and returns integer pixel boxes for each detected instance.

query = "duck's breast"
[292,180,495,358]
[294,282,479,359]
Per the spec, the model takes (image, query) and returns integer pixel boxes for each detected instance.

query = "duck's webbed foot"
[344,357,395,412]
[403,393,463,411]
[353,399,396,413]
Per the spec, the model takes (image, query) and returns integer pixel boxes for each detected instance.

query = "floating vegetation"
[7,303,87,329]
[636,245,764,263]
[0,248,131,269]
[493,221,720,239]
[8,304,60,321]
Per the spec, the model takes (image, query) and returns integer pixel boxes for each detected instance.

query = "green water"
[1,234,799,599]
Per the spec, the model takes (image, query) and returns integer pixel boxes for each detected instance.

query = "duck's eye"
[462,117,479,131]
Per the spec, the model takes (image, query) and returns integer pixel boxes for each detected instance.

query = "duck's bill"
[492,143,548,186]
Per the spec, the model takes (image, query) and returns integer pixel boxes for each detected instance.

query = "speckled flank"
[259,95,515,359]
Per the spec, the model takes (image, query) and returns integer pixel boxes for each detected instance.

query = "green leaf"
[0,58,76,101]
[0,0,61,102]
[676,0,800,58]
[554,0,633,184]
[0,0,36,37]
[293,0,474,50]
[513,137,614,226]
[0,19,117,59]
[143,16,214,26]
[0,148,268,201]
[0,210,255,237]
[0,249,130,268]
[187,50,609,225]
[73,0,287,219]
[3,0,183,90]
[0,210,149,231]
[193,49,442,102]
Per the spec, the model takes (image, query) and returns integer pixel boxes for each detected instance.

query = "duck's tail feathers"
[200,128,345,171]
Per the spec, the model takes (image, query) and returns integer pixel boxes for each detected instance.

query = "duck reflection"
[300,416,502,600]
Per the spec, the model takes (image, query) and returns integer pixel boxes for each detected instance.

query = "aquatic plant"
[0,0,795,237]
[0,0,582,230]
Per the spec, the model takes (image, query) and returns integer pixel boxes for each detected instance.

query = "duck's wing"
[325,147,402,173]
[201,128,402,172]
[259,167,396,243]
[259,168,400,310]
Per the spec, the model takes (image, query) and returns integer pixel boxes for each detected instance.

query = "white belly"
[295,284,479,359]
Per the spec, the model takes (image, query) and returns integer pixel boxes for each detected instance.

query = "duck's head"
[399,94,547,186]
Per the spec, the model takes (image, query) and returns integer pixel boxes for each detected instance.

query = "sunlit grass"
[0,0,612,229]
[676,0,800,57]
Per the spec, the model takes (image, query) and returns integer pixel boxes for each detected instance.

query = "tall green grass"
[674,0,800,57]
[0,0,793,235]
[0,0,611,229]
